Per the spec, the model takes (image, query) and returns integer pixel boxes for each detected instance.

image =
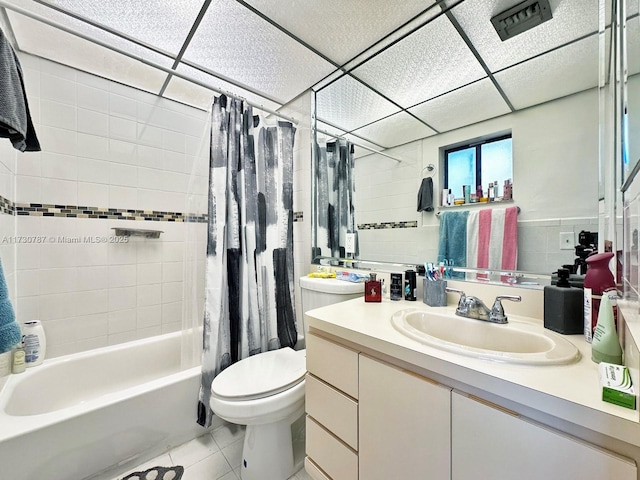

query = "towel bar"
[436,205,520,218]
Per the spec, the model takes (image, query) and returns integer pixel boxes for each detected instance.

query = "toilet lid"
[211,348,306,400]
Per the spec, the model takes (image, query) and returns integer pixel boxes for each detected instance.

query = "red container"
[583,252,616,342]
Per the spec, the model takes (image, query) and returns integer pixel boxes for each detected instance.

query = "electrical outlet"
[345,233,356,254]
[559,232,574,250]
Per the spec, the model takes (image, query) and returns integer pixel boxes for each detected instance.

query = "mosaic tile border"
[0,195,13,216]
[2,197,304,223]
[357,221,417,230]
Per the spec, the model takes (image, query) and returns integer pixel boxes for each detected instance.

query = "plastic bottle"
[591,293,623,364]
[583,252,617,343]
[12,341,25,374]
[22,320,46,367]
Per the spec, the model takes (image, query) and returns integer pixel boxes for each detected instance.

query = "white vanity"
[303,293,640,480]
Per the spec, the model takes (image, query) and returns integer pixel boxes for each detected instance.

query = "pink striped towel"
[466,206,518,273]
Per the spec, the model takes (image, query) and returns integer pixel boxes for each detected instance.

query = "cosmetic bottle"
[488,183,494,202]
[543,268,583,334]
[493,180,499,200]
[584,252,617,343]
[591,293,623,364]
[447,189,454,205]
[404,270,417,301]
[464,185,471,204]
[12,340,25,374]
[22,320,46,367]
[390,273,403,300]
[364,273,382,302]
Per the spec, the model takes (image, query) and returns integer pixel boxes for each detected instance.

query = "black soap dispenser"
[544,268,584,334]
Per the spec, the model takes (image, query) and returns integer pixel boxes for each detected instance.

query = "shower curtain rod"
[315,127,403,163]
[0,0,299,125]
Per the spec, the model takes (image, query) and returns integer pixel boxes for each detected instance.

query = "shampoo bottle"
[22,320,46,367]
[12,340,25,374]
[591,293,623,364]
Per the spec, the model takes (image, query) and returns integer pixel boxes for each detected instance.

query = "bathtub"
[0,331,208,480]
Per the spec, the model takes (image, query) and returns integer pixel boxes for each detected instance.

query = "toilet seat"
[212,348,306,401]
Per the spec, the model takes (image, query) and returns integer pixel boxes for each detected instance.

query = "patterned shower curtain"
[197,95,297,428]
[313,139,357,258]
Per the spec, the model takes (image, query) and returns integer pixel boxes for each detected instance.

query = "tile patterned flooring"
[110,423,312,480]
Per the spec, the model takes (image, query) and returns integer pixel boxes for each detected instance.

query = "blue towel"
[0,259,21,353]
[437,211,469,276]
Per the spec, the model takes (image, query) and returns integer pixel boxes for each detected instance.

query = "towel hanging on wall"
[0,27,40,152]
[466,206,518,271]
[417,177,434,212]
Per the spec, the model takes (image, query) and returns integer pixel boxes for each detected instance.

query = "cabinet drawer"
[306,373,358,450]
[305,457,331,480]
[306,416,358,480]
[306,332,359,399]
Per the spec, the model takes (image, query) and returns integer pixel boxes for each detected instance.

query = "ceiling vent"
[491,0,553,41]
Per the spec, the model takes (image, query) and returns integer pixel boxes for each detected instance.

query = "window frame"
[443,133,513,195]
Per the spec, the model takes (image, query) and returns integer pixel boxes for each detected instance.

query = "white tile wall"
[12,54,211,358]
[353,88,600,276]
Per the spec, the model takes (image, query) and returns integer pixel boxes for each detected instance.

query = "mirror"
[311,0,637,281]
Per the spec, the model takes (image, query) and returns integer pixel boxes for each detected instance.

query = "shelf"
[111,227,163,239]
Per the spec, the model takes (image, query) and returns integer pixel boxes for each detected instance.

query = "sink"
[391,309,581,365]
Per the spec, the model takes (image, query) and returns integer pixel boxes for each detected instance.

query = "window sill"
[437,199,517,215]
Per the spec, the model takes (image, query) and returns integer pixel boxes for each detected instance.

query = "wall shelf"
[111,228,163,239]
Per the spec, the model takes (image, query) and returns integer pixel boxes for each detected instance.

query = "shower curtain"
[197,95,297,428]
[314,139,357,258]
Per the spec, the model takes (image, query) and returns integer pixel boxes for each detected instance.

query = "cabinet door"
[451,391,637,480]
[359,354,451,480]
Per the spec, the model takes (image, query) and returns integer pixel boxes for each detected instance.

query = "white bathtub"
[0,331,208,480]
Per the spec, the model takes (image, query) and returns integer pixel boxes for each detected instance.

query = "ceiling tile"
[39,0,205,55]
[351,14,487,108]
[409,78,510,133]
[448,0,598,72]
[494,35,599,110]
[8,11,170,94]
[242,0,436,65]
[349,112,436,149]
[164,64,282,112]
[315,75,400,132]
[183,0,335,104]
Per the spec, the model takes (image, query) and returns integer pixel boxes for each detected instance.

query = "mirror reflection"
[312,0,638,280]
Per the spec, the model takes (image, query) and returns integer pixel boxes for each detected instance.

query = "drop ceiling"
[0,0,638,154]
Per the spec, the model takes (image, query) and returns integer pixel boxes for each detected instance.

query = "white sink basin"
[391,309,581,365]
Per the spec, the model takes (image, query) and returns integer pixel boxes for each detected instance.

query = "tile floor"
[110,423,312,480]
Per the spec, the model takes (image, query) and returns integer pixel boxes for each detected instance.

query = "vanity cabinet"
[358,354,451,480]
[305,332,359,480]
[451,391,637,480]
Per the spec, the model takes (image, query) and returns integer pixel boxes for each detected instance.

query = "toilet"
[210,275,364,480]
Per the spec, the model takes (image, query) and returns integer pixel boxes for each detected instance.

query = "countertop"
[305,296,640,448]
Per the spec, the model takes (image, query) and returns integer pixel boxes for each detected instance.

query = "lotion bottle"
[591,293,623,364]
[12,340,25,374]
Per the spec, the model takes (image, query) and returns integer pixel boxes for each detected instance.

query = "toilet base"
[240,408,305,480]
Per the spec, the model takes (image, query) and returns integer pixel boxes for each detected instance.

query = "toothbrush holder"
[423,278,448,307]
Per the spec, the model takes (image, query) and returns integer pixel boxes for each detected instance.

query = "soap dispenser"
[544,268,584,334]
[365,273,382,303]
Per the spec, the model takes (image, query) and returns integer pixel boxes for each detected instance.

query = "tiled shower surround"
[0,53,312,360]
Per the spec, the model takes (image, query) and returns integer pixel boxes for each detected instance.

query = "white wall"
[355,88,599,274]
[2,51,313,359]
[11,53,211,358]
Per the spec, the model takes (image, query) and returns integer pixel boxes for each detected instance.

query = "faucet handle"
[490,295,522,323]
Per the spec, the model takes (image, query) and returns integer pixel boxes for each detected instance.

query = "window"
[444,134,513,201]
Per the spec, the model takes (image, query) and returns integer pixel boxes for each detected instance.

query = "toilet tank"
[299,276,364,313]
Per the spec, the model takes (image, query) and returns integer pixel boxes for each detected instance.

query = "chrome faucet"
[445,288,521,324]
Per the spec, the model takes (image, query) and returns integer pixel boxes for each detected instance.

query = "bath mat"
[121,466,184,480]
